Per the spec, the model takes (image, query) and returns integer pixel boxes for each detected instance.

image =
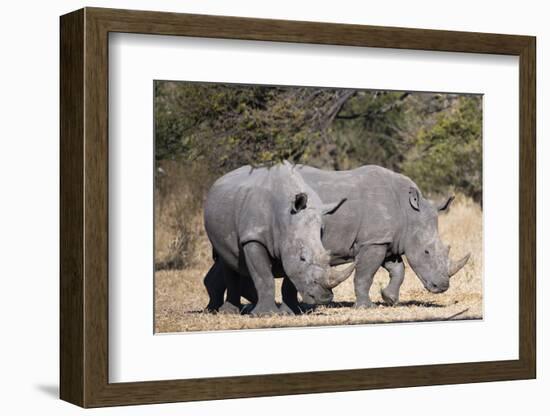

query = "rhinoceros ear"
[438,195,455,213]
[291,192,308,214]
[409,187,420,211]
[321,198,347,215]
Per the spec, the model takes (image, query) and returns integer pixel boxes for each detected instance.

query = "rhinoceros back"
[296,164,414,259]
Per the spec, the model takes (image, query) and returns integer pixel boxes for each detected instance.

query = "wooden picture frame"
[60,7,536,408]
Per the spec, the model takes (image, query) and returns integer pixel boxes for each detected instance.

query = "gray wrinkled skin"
[203,162,348,316]
[296,164,471,307]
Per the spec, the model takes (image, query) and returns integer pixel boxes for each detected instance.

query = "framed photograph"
[60,7,536,408]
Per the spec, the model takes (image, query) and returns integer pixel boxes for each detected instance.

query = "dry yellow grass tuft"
[155,195,482,333]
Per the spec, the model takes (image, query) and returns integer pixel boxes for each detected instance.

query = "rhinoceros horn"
[325,262,355,289]
[448,252,471,277]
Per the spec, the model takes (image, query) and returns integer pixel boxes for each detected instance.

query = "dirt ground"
[154,195,482,333]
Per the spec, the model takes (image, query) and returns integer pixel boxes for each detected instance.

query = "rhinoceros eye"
[424,250,430,255]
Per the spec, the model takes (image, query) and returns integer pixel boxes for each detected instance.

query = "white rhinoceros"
[203,162,354,316]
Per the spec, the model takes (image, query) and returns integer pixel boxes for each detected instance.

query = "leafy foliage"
[401,96,482,202]
[155,81,482,201]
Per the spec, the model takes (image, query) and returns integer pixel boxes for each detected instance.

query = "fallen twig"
[444,308,470,321]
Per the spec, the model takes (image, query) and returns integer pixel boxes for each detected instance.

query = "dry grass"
[154,194,482,333]
[155,162,214,269]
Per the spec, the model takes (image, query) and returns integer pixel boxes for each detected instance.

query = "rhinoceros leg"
[354,244,388,308]
[242,242,285,316]
[241,275,299,314]
[381,255,405,306]
[281,278,302,314]
[240,274,258,304]
[219,265,243,315]
[203,260,226,312]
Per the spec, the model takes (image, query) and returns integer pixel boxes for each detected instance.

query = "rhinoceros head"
[281,192,355,304]
[403,188,470,294]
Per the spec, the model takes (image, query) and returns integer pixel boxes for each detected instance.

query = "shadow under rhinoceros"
[311,299,445,309]
[234,299,446,315]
